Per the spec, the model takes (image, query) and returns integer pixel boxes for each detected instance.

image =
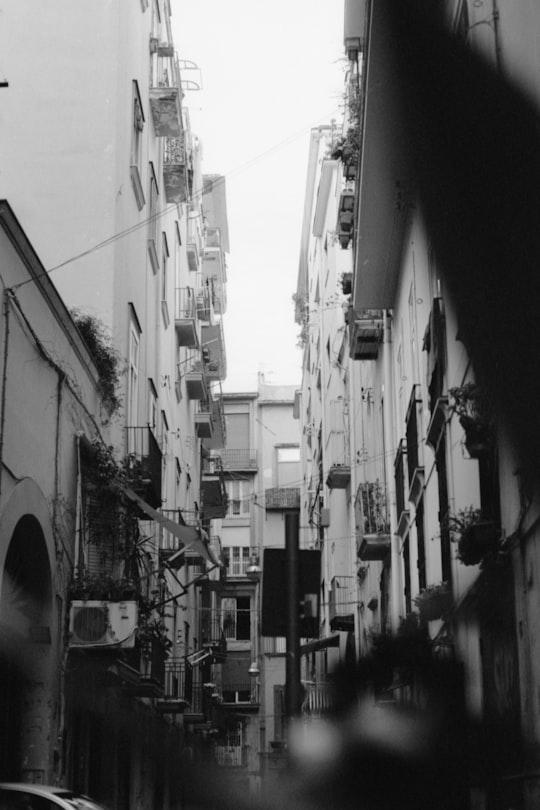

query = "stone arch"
[0,479,55,781]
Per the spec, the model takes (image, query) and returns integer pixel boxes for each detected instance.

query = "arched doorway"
[0,514,52,780]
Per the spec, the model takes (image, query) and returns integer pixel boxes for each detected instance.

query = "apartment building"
[0,2,229,806]
[201,380,301,800]
[292,2,540,808]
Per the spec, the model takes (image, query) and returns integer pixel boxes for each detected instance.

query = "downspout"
[0,289,12,513]
[382,310,401,633]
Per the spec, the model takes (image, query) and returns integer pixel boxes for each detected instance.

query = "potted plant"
[447,506,500,565]
[448,382,494,458]
[413,582,452,622]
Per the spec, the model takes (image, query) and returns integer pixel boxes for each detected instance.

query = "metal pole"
[285,511,301,721]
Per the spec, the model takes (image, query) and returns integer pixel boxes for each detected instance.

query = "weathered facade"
[294,2,540,808]
[0,2,229,806]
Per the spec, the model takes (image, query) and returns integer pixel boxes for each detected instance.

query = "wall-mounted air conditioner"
[69,601,138,648]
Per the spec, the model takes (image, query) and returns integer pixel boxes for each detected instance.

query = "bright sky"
[173,1,345,392]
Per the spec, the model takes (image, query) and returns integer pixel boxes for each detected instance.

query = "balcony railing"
[125,425,163,509]
[265,487,300,511]
[349,309,384,360]
[175,287,198,346]
[163,658,205,718]
[183,350,207,400]
[201,455,228,520]
[200,608,227,657]
[163,136,188,203]
[214,745,246,768]
[221,449,257,470]
[149,57,182,137]
[301,681,336,717]
[329,575,355,632]
[195,399,214,438]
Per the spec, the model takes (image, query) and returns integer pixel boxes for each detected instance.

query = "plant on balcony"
[360,479,390,535]
[82,442,145,579]
[71,309,125,414]
[413,582,452,622]
[448,382,495,458]
[292,293,310,348]
[329,126,360,165]
[137,615,172,661]
[446,506,500,566]
[69,570,139,602]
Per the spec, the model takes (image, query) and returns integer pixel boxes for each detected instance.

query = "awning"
[300,634,340,656]
[120,484,223,567]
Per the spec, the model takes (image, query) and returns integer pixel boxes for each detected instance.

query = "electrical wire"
[8,106,341,293]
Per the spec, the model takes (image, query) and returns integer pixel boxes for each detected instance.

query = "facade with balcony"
[209,381,301,796]
[290,2,540,807]
[0,1,230,805]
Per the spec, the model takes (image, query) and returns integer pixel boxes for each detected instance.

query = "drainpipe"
[0,289,11,513]
[382,310,401,633]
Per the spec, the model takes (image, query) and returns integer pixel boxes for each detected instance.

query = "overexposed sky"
[173,1,345,391]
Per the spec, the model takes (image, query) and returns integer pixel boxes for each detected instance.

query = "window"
[130,81,145,210]
[225,480,251,517]
[225,413,249,449]
[221,596,250,641]
[227,547,250,577]
[161,232,170,327]
[276,445,300,487]
[161,233,169,301]
[148,163,160,273]
[148,380,158,433]
[128,320,140,426]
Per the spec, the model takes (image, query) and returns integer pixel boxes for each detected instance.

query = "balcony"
[221,449,257,471]
[329,576,355,632]
[175,287,199,347]
[201,322,226,381]
[203,394,227,451]
[301,681,336,717]
[160,658,206,719]
[326,463,351,489]
[356,480,392,561]
[200,608,227,662]
[125,425,163,509]
[201,249,227,315]
[149,58,182,137]
[337,191,355,249]
[195,399,214,438]
[184,352,208,400]
[186,218,203,273]
[121,636,168,699]
[163,136,188,203]
[215,744,246,768]
[349,309,384,360]
[265,487,300,511]
[201,455,228,520]
[196,284,213,321]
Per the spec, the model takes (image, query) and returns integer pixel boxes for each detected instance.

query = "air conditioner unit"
[69,601,138,648]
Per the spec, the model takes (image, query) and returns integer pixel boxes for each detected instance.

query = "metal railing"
[124,425,163,508]
[301,681,336,717]
[220,449,258,470]
[175,287,196,320]
[164,135,186,166]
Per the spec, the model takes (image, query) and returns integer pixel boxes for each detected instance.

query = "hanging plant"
[448,382,495,458]
[71,309,125,413]
[69,570,139,602]
[414,582,452,622]
[137,616,173,661]
[446,506,500,566]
